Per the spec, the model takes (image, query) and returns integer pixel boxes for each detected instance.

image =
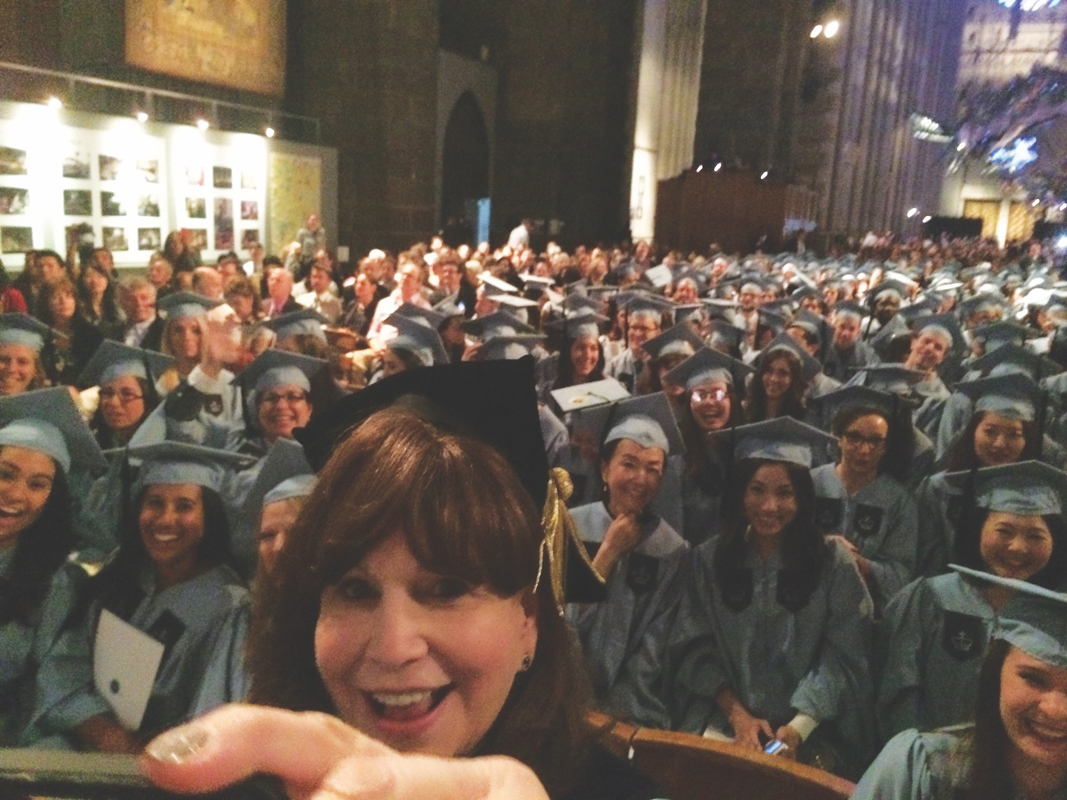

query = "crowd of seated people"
[3,227,1067,799]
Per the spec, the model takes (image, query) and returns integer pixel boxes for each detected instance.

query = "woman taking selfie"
[142,359,660,800]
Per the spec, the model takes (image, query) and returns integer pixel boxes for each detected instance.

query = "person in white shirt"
[296,262,342,325]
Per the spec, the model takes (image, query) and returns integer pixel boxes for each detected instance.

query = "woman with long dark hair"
[549,314,607,397]
[0,388,103,747]
[810,386,918,611]
[876,461,1067,746]
[77,258,125,340]
[31,442,251,752]
[856,572,1067,800]
[667,417,876,779]
[36,277,103,386]
[744,342,809,423]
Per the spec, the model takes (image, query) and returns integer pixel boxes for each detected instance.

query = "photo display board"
[0,104,270,265]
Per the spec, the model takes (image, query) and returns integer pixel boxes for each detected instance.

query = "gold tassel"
[535,467,605,615]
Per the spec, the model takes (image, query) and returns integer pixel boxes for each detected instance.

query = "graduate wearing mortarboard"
[858,569,1067,799]
[27,442,252,751]
[877,462,1067,750]
[665,417,876,779]
[566,393,689,729]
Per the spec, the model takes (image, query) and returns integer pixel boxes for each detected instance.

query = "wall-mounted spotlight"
[823,19,840,37]
[196,118,210,131]
[810,24,823,37]
[136,111,149,123]
[907,207,919,218]
[46,96,63,110]
[265,126,275,138]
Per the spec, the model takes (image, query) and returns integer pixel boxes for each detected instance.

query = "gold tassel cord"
[536,467,606,615]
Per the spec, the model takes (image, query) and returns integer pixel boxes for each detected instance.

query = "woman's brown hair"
[249,406,592,797]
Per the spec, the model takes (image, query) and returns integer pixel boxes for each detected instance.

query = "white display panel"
[0,101,270,267]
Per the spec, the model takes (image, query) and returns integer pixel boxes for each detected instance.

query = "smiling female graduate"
[28,441,252,752]
[876,460,1067,746]
[0,313,52,396]
[0,387,107,747]
[566,392,689,727]
[855,569,1067,800]
[665,417,877,779]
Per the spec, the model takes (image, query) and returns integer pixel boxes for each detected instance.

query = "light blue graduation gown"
[28,564,250,744]
[852,728,976,800]
[0,550,84,746]
[875,573,995,744]
[810,464,917,611]
[568,502,689,728]
[667,536,876,772]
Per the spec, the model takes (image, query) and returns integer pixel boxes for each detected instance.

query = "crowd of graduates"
[3,225,1067,796]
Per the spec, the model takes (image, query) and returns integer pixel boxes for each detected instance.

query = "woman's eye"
[334,578,377,602]
[429,577,471,600]
[1020,669,1050,690]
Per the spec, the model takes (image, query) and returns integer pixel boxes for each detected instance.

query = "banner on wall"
[125,0,286,97]
[268,151,321,258]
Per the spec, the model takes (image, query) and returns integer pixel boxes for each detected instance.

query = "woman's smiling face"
[314,533,537,758]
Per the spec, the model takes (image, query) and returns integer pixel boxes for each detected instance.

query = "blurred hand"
[142,705,549,800]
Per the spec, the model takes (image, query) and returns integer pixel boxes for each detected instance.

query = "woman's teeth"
[372,691,434,707]
[153,532,179,543]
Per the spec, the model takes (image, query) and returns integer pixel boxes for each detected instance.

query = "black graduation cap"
[295,358,605,603]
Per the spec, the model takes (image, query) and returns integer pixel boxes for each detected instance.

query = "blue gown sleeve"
[863,483,917,611]
[875,578,933,744]
[789,542,875,738]
[851,729,935,800]
[915,476,951,578]
[188,600,252,719]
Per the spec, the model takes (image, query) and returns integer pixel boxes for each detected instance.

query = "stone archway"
[440,91,489,244]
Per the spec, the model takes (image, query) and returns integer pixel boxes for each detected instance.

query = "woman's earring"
[520,654,533,672]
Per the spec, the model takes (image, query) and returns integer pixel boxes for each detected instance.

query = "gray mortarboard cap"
[641,325,704,361]
[572,391,684,455]
[814,384,898,420]
[76,341,174,389]
[260,309,329,342]
[709,416,836,468]
[241,438,314,515]
[238,349,326,399]
[760,332,822,383]
[494,293,539,309]
[389,302,447,331]
[126,389,232,450]
[971,342,1061,379]
[848,364,926,395]
[549,377,630,413]
[954,373,1042,422]
[870,314,911,358]
[709,320,745,352]
[481,333,547,361]
[673,304,706,325]
[950,564,1067,670]
[0,386,106,473]
[898,300,937,324]
[868,280,908,303]
[912,313,961,349]
[460,310,536,337]
[479,273,520,295]
[832,301,865,321]
[0,313,51,352]
[664,346,753,390]
[973,320,1039,351]
[762,299,795,319]
[432,294,466,318]
[544,309,609,340]
[943,460,1067,516]
[387,314,449,366]
[959,293,1008,320]
[561,294,603,314]
[620,294,673,321]
[130,441,254,496]
[520,273,555,292]
[673,267,708,293]
[157,291,222,320]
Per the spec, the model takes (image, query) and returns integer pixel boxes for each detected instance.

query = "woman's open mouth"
[365,685,453,722]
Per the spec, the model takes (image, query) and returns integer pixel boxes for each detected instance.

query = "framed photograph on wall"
[0,188,28,215]
[186,197,206,219]
[64,190,93,217]
[241,229,260,248]
[100,191,126,216]
[213,166,232,188]
[0,147,27,176]
[103,227,129,251]
[1,227,33,252]
[63,151,91,180]
[138,227,161,250]
[99,155,124,181]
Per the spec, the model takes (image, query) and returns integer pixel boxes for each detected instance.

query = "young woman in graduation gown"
[666,417,877,779]
[876,461,1067,746]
